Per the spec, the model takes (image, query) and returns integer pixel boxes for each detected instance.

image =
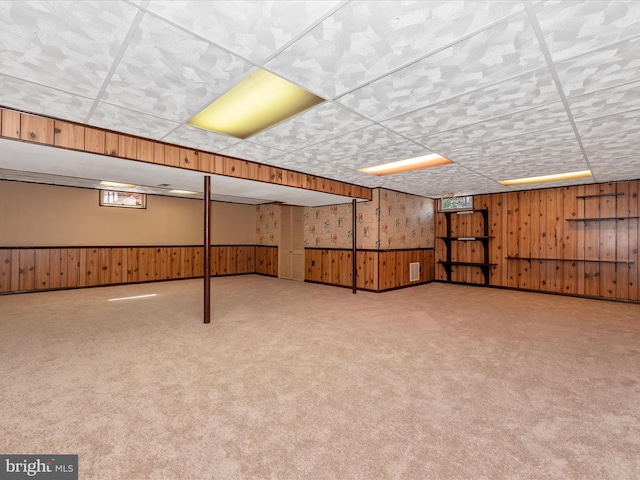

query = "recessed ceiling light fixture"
[499,170,592,186]
[358,153,453,176]
[188,69,325,139]
[100,181,137,188]
[169,189,199,195]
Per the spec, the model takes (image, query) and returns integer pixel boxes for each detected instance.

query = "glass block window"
[99,190,146,209]
[438,195,473,212]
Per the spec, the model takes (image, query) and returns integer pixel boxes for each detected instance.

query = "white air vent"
[410,262,420,282]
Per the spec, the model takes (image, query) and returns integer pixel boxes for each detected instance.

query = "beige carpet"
[1,276,639,479]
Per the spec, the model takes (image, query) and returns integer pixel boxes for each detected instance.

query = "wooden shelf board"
[566,216,639,221]
[438,261,497,267]
[576,193,624,199]
[506,256,634,264]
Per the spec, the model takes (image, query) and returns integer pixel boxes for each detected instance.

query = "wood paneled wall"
[435,181,639,302]
[0,245,271,294]
[0,107,372,201]
[255,246,278,277]
[305,248,435,292]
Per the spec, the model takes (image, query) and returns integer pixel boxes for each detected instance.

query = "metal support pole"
[204,176,211,324]
[352,199,357,294]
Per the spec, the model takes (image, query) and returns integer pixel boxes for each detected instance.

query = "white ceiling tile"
[329,141,432,170]
[161,125,241,153]
[382,68,559,138]
[249,103,373,151]
[0,1,139,97]
[101,14,255,122]
[296,125,409,162]
[266,0,524,98]
[589,156,640,183]
[451,142,588,180]
[417,102,569,152]
[337,11,545,120]
[145,0,342,63]
[0,74,94,123]
[382,164,511,197]
[218,141,288,162]
[555,36,640,97]
[534,0,640,62]
[89,102,180,139]
[577,110,640,183]
[568,80,640,122]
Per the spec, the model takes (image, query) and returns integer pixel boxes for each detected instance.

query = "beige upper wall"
[0,180,256,246]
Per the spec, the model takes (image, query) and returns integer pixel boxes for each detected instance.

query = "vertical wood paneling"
[21,115,54,145]
[118,135,137,160]
[66,248,80,288]
[34,249,51,290]
[180,148,199,170]
[78,248,88,287]
[488,194,505,286]
[165,145,180,168]
[562,187,578,295]
[105,132,119,157]
[0,250,12,292]
[357,251,378,290]
[137,139,154,162]
[18,249,35,291]
[628,181,639,301]
[85,248,100,286]
[1,109,21,138]
[10,250,20,292]
[137,247,149,282]
[616,183,630,300]
[85,127,105,154]
[546,188,561,293]
[111,248,125,284]
[517,191,531,289]
[582,184,601,297]
[506,192,519,288]
[153,143,165,165]
[54,121,85,150]
[168,247,180,279]
[49,248,63,289]
[598,184,617,298]
[527,190,540,291]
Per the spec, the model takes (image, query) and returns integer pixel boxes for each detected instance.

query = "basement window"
[439,195,473,212]
[99,190,146,209]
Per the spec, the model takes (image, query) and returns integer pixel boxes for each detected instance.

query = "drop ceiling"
[1,0,640,201]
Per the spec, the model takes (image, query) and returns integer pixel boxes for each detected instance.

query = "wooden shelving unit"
[437,209,495,285]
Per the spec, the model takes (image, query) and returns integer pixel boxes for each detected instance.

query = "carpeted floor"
[1,276,639,479]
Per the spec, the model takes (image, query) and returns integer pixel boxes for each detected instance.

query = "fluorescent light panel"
[100,180,137,188]
[359,153,452,176]
[188,69,325,139]
[169,189,199,195]
[499,170,592,186]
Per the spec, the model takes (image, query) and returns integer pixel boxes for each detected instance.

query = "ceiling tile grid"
[1,0,640,202]
[160,125,242,152]
[0,74,94,123]
[89,102,181,139]
[0,1,139,97]
[144,0,344,64]
[248,102,374,152]
[101,13,257,122]
[380,67,559,139]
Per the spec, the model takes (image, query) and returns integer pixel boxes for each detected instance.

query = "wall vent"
[410,262,420,282]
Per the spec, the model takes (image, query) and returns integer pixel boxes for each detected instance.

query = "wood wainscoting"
[305,247,435,292]
[435,181,639,303]
[0,245,277,294]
